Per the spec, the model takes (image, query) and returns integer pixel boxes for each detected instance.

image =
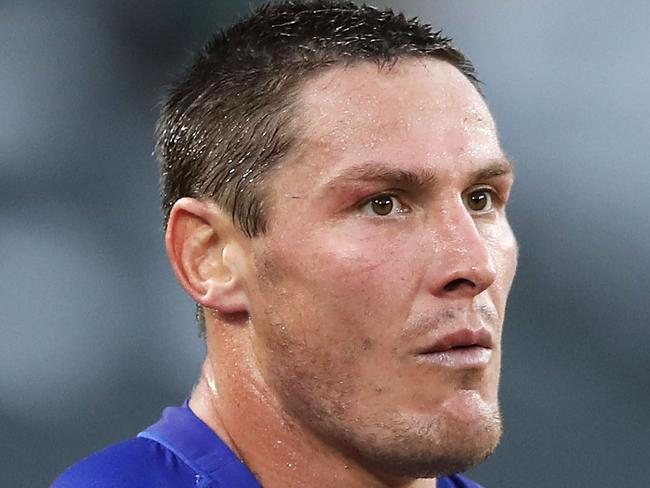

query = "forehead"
[291,58,500,167]
[263,58,505,209]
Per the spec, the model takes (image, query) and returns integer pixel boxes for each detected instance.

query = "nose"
[426,202,497,299]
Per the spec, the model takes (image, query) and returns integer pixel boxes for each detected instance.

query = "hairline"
[251,55,487,224]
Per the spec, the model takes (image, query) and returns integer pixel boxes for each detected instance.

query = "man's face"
[246,58,517,478]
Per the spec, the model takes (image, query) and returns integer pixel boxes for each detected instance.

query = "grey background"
[1,1,648,486]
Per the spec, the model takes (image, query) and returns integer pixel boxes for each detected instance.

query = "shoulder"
[51,437,202,488]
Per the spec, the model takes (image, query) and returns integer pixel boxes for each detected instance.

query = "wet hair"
[155,0,480,334]
[156,0,480,236]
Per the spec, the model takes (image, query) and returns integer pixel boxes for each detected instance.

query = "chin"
[341,391,503,480]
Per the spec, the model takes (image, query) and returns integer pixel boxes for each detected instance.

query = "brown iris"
[371,195,394,215]
[467,190,491,212]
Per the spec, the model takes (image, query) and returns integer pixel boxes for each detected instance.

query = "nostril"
[443,278,476,292]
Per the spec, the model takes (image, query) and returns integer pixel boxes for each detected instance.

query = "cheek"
[484,223,518,311]
[250,231,420,412]
[253,227,426,345]
[495,226,518,285]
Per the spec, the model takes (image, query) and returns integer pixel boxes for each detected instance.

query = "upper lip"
[416,327,494,354]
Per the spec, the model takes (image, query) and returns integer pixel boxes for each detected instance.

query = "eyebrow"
[322,157,515,191]
[471,157,515,181]
[323,164,438,189]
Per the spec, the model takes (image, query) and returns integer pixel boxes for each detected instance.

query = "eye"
[465,188,494,213]
[360,194,407,217]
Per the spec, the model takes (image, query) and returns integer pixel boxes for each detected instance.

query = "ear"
[165,197,251,315]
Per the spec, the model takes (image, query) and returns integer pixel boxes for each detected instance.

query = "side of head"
[157,0,482,335]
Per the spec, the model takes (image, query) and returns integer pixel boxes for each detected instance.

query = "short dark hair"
[157,1,481,335]
[156,0,480,237]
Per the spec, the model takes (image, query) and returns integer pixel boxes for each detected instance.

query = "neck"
[189,343,437,488]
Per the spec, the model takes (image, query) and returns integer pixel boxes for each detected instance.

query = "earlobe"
[165,198,251,315]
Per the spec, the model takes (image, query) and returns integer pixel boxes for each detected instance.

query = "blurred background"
[1,1,648,486]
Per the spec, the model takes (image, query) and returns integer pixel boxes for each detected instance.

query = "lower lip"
[415,346,492,368]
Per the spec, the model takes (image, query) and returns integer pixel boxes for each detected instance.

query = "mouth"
[415,327,494,368]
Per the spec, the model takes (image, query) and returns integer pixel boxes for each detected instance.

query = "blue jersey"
[52,401,485,487]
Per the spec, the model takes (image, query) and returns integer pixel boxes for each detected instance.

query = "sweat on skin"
[166,58,517,488]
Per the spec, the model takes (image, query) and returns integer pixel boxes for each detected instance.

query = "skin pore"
[171,58,518,488]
